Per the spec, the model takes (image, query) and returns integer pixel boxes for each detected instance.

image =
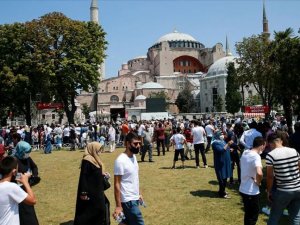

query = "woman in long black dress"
[74,141,110,225]
[14,141,40,225]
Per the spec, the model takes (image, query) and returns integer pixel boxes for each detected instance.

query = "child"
[170,127,186,169]
[0,156,37,225]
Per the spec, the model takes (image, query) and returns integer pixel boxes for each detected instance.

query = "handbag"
[29,176,41,186]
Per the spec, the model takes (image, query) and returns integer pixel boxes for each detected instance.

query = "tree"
[245,94,262,106]
[225,62,242,114]
[0,23,35,125]
[214,95,224,112]
[82,103,91,120]
[236,34,276,113]
[0,13,107,125]
[149,91,170,100]
[270,28,300,133]
[25,12,107,124]
[175,85,195,113]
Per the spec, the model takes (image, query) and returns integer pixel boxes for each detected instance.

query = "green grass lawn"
[30,148,288,225]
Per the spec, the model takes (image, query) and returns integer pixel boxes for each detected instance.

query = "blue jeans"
[268,190,300,225]
[122,200,145,225]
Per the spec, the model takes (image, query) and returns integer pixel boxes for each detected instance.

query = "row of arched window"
[169,41,203,49]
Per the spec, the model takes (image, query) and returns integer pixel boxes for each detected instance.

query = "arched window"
[110,95,119,102]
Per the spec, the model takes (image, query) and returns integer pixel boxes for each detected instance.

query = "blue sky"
[1,0,300,78]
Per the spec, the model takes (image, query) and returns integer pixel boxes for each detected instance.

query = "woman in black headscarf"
[74,142,110,225]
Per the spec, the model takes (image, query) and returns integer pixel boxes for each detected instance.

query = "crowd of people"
[0,115,300,225]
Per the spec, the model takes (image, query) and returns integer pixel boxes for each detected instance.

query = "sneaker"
[196,166,200,169]
[283,209,289,216]
[222,194,231,199]
[204,165,208,168]
[262,206,270,215]
[171,166,175,169]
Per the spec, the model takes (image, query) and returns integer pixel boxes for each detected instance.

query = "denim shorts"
[121,200,145,225]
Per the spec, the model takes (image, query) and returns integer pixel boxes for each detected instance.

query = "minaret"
[225,35,232,56]
[90,0,99,24]
[262,0,270,39]
[90,0,105,79]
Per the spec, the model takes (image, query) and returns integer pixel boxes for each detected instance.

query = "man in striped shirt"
[266,132,300,225]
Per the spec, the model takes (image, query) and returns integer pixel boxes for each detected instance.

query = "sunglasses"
[131,142,141,146]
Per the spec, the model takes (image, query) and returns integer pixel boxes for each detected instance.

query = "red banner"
[244,106,270,113]
[36,103,64,110]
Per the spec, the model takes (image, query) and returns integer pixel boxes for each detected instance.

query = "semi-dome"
[205,56,237,77]
[140,82,164,89]
[135,95,147,100]
[156,30,197,43]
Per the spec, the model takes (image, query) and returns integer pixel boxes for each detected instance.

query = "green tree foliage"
[175,85,195,113]
[81,103,91,120]
[225,62,242,114]
[26,12,107,123]
[149,91,170,100]
[270,28,300,133]
[245,94,262,106]
[0,12,107,124]
[214,95,224,112]
[0,23,33,124]
[236,35,275,110]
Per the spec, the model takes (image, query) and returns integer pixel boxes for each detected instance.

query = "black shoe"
[185,156,189,160]
[141,159,145,162]
[149,160,154,163]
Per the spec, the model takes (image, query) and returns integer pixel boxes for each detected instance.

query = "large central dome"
[156,30,197,43]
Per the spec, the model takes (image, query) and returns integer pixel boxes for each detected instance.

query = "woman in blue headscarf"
[15,141,40,225]
[44,127,52,154]
[212,131,233,198]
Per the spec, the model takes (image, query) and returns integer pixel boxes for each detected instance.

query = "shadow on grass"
[159,165,196,169]
[208,180,219,185]
[60,220,74,225]
[190,190,220,198]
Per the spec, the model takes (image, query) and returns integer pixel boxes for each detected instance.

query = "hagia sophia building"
[77,0,270,121]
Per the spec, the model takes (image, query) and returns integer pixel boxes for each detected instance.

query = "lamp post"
[94,90,99,122]
[36,93,41,125]
[241,83,250,118]
[123,101,126,120]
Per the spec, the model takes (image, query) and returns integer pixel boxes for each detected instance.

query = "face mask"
[23,153,30,159]
[220,135,224,140]
[129,146,140,154]
[258,146,264,155]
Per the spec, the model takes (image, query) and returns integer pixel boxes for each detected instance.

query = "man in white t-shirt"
[239,137,265,225]
[0,156,37,225]
[108,123,116,152]
[63,125,70,144]
[113,132,145,225]
[205,120,215,153]
[192,120,207,168]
